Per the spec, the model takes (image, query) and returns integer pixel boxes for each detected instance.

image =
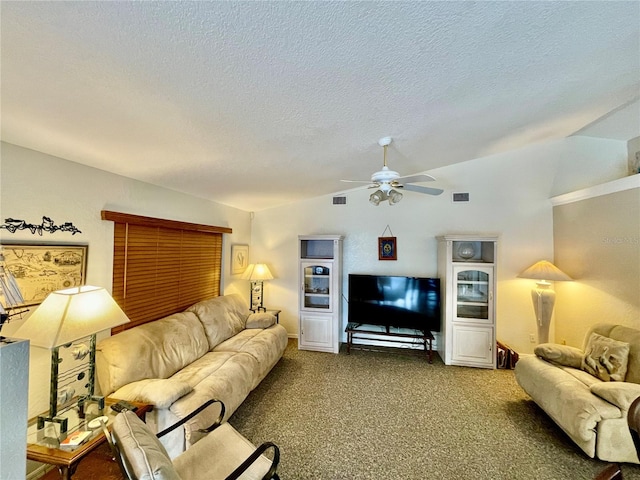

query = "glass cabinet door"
[301,262,332,311]
[453,266,493,322]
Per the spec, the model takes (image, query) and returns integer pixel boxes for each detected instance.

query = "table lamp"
[518,260,572,344]
[14,285,130,433]
[241,263,273,312]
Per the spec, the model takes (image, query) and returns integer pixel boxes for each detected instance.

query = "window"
[102,211,231,332]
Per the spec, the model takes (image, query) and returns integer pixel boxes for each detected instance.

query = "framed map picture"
[378,237,397,261]
[0,243,88,307]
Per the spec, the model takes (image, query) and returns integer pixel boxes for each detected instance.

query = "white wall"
[553,180,640,347]
[251,136,629,355]
[0,142,252,418]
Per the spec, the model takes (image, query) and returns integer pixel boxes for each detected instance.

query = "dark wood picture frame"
[378,237,397,261]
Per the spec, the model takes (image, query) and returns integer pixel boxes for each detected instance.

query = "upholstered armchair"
[104,399,280,480]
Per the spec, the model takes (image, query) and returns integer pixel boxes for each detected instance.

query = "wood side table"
[266,309,281,323]
[27,398,152,480]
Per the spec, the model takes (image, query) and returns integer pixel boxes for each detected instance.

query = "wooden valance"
[101,211,232,234]
[101,211,232,333]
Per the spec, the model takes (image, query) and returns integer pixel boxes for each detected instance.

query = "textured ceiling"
[1,1,639,211]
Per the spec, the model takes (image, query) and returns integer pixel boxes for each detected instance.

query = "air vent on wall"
[452,192,470,203]
[333,196,347,205]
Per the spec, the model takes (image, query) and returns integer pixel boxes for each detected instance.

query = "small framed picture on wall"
[231,244,249,275]
[378,237,397,261]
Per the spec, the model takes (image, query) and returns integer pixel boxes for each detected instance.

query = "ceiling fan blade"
[395,173,436,183]
[340,179,374,184]
[401,183,444,196]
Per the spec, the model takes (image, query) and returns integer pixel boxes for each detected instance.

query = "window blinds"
[102,211,231,333]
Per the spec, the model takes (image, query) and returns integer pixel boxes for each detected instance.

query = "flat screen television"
[348,274,440,333]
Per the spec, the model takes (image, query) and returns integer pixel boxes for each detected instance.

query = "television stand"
[345,322,434,363]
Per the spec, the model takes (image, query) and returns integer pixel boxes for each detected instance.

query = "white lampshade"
[13,285,130,348]
[241,264,274,281]
[518,260,572,282]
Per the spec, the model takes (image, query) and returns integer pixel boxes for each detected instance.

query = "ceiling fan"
[341,137,444,205]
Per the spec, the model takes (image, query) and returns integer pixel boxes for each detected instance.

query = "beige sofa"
[96,294,288,458]
[515,323,640,464]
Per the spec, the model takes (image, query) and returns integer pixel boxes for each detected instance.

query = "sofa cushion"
[170,352,259,446]
[112,379,193,409]
[97,312,209,395]
[585,324,640,384]
[170,351,239,388]
[213,324,288,388]
[173,423,274,480]
[559,365,603,388]
[186,294,250,349]
[535,343,583,368]
[112,411,180,480]
[591,382,640,411]
[582,333,630,382]
[246,312,276,329]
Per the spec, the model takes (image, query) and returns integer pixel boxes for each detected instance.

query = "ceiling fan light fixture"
[342,136,443,202]
[369,189,385,206]
[388,189,403,205]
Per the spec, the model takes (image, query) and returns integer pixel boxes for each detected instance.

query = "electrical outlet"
[529,334,536,343]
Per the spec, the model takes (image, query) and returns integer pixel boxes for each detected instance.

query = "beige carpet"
[230,340,640,480]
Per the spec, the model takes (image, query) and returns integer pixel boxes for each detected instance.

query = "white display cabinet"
[298,235,343,353]
[437,235,498,368]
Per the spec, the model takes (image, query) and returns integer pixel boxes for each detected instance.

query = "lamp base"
[531,283,556,344]
[36,395,105,433]
[37,414,68,434]
[78,394,105,419]
[250,281,264,311]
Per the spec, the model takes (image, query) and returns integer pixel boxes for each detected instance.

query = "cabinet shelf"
[452,260,494,264]
[457,299,488,305]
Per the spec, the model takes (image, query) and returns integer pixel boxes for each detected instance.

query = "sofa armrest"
[112,378,193,408]
[534,343,584,368]
[157,399,226,438]
[591,382,640,411]
[246,312,276,329]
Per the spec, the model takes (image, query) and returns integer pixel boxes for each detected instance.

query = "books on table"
[60,430,92,450]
